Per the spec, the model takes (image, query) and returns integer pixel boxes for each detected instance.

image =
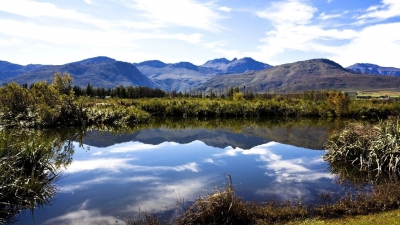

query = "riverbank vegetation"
[324,117,400,173]
[1,72,400,128]
[0,128,82,224]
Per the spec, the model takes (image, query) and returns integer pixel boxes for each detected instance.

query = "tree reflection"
[0,128,85,224]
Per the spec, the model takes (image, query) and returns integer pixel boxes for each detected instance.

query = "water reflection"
[4,117,376,224]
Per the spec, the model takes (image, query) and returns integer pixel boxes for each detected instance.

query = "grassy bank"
[285,209,400,225]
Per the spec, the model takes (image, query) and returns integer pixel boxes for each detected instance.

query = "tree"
[86,82,93,97]
[51,72,73,95]
[0,82,32,116]
[327,90,350,116]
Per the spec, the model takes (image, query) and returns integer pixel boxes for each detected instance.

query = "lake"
[7,117,360,224]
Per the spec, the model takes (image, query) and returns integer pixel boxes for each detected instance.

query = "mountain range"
[199,59,400,93]
[1,56,156,88]
[134,57,272,92]
[1,56,400,93]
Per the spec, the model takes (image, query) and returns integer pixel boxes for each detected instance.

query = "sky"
[0,0,400,67]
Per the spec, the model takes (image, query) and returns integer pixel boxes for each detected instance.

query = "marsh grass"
[324,117,400,173]
[0,132,60,224]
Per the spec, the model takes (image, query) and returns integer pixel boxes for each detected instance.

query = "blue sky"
[0,0,400,67]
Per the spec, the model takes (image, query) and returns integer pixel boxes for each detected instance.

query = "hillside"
[1,57,156,88]
[347,63,400,76]
[199,58,400,93]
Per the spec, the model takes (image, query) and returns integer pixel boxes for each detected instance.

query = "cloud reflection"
[61,176,162,193]
[122,177,214,213]
[65,158,199,174]
[44,200,124,225]
[211,142,333,183]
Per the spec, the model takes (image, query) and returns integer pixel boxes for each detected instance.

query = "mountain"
[134,60,219,92]
[0,61,44,80]
[134,60,167,68]
[347,63,400,76]
[1,57,156,88]
[199,58,400,93]
[202,57,272,74]
[134,57,271,92]
[74,56,116,65]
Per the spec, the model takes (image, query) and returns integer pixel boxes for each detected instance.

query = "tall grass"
[0,130,73,224]
[324,117,400,173]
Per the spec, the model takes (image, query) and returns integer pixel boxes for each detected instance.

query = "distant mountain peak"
[170,62,198,71]
[73,56,116,65]
[134,60,167,68]
[347,63,400,76]
[203,58,231,66]
[202,57,272,74]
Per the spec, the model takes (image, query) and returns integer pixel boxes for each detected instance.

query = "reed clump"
[324,117,400,173]
[0,132,60,224]
[174,175,308,225]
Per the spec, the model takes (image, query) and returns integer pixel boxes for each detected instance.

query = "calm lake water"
[10,118,358,224]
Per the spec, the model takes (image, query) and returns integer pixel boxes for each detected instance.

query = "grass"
[284,209,400,225]
[356,90,400,99]
[324,116,400,173]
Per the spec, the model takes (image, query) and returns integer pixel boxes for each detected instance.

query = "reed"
[324,117,400,173]
[0,132,59,224]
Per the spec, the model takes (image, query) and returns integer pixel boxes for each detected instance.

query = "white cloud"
[257,0,318,25]
[218,6,232,13]
[357,0,400,24]
[319,12,347,20]
[330,22,400,67]
[0,37,22,46]
[0,0,96,24]
[127,0,225,31]
[83,0,93,4]
[247,0,400,67]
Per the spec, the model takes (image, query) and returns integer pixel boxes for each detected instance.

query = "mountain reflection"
[83,117,343,150]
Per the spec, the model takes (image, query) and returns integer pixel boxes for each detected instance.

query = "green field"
[355,90,400,99]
